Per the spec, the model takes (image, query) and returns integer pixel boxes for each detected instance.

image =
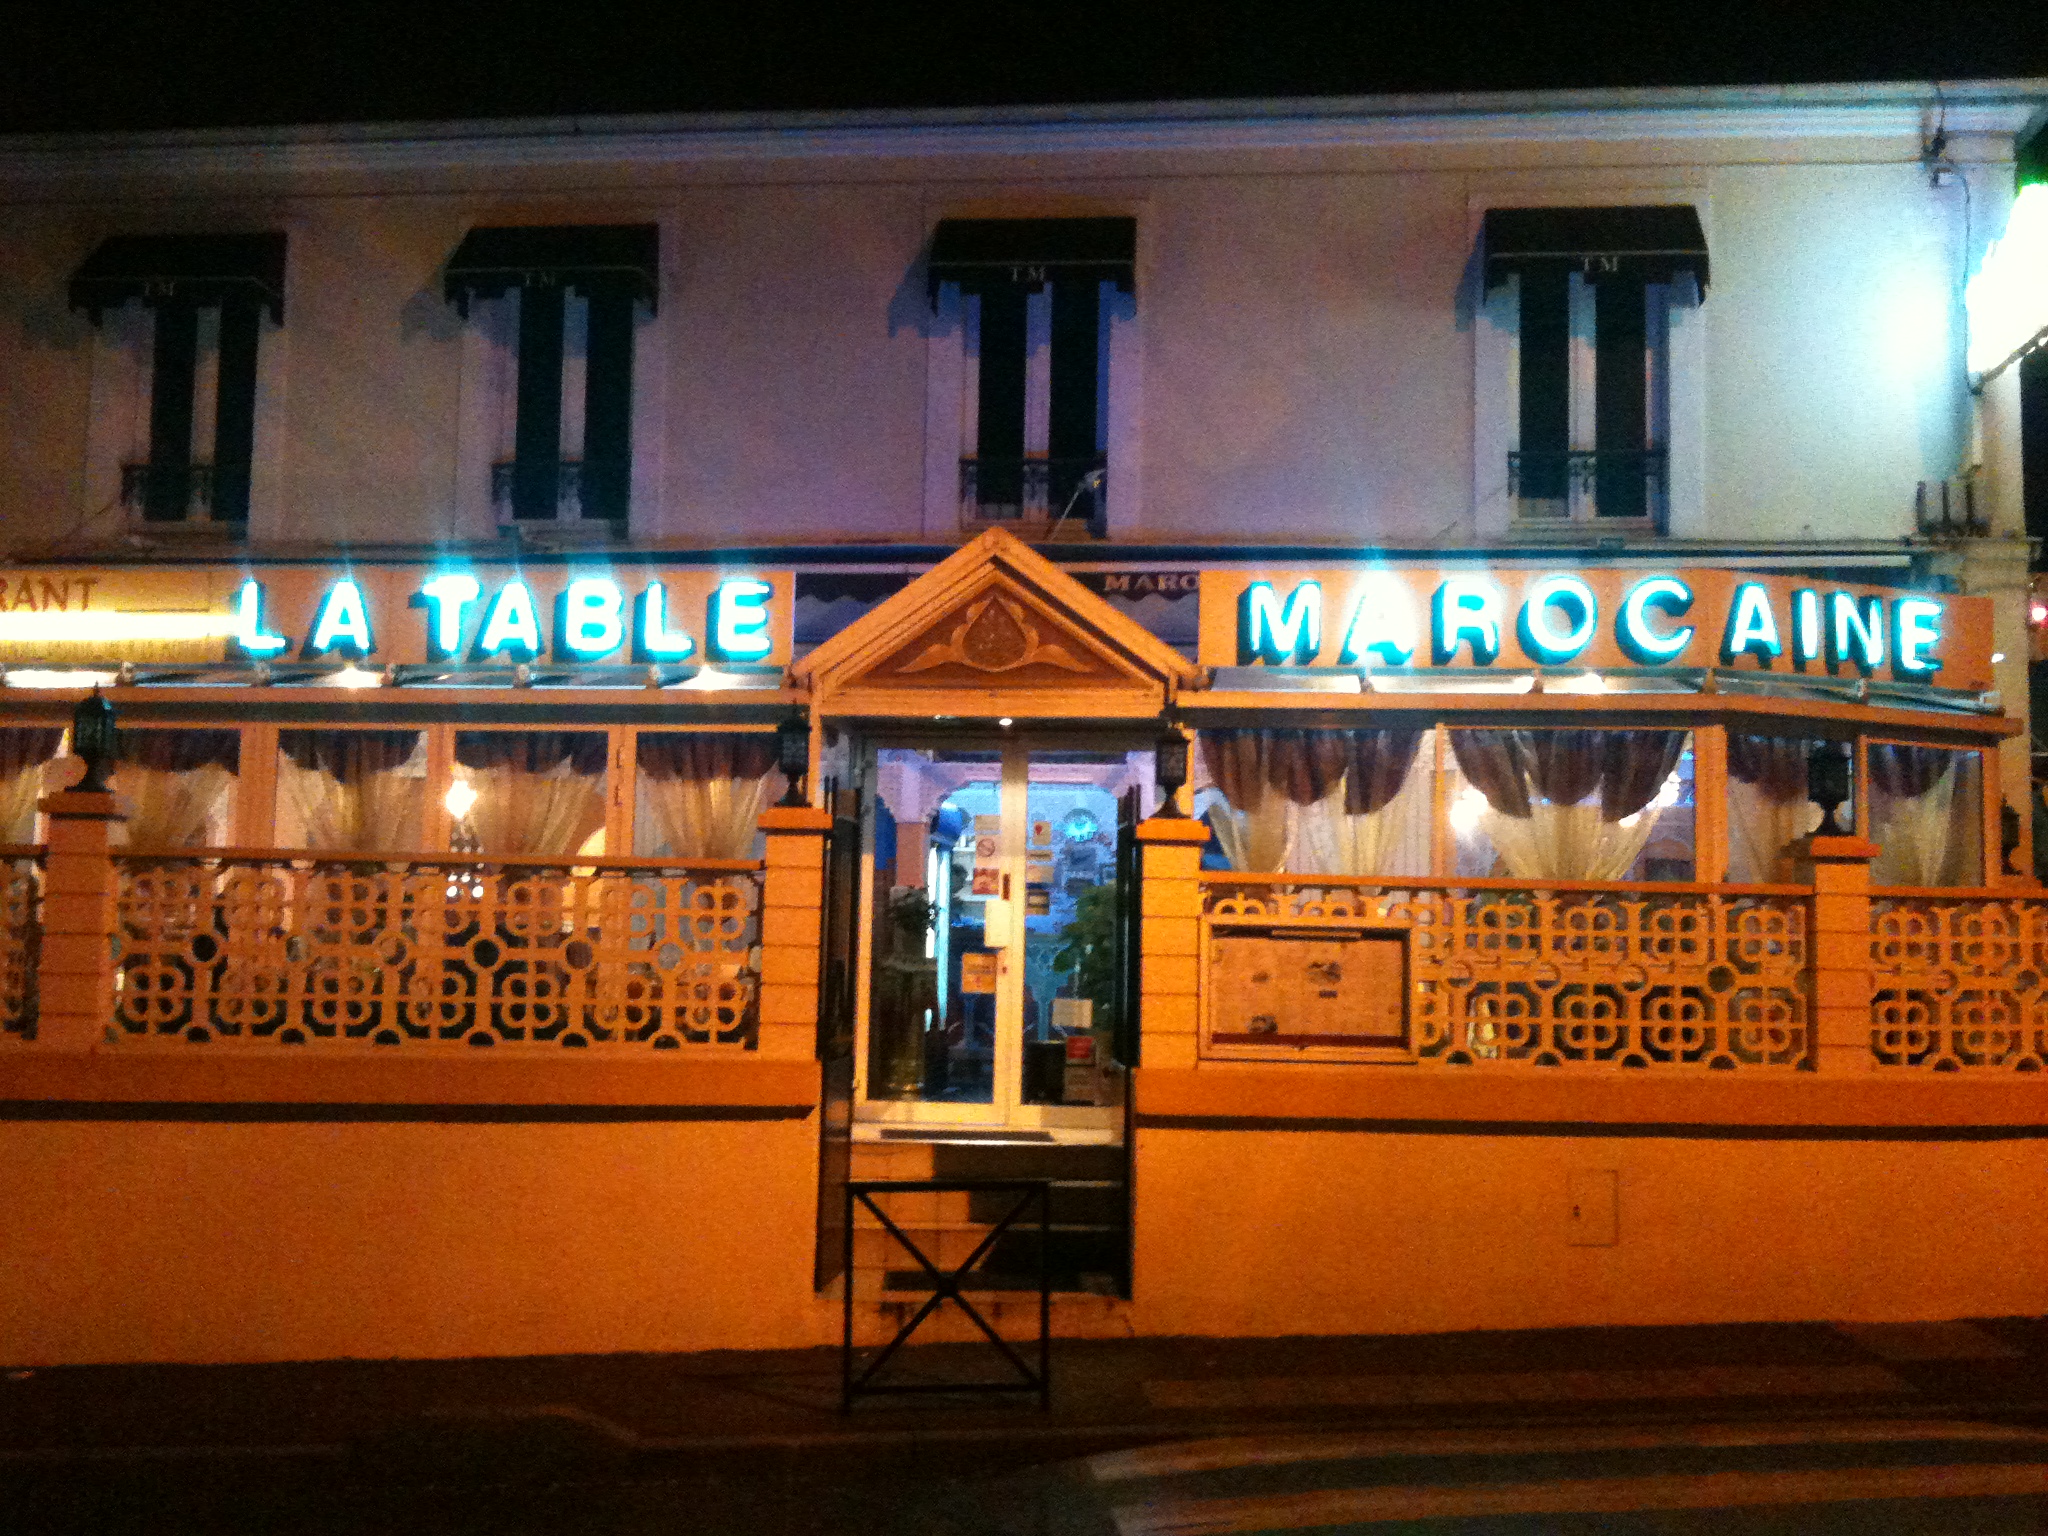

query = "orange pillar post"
[757,806,833,1061]
[36,790,124,1052]
[1798,832,1879,1075]
[1135,818,1212,1071]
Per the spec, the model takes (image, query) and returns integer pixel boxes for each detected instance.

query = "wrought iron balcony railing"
[489,459,628,523]
[1507,448,1666,522]
[120,463,247,523]
[959,454,1107,532]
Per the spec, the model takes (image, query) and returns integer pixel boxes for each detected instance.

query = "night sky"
[5,1,2048,135]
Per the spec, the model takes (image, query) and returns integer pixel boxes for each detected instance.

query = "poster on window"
[960,951,999,994]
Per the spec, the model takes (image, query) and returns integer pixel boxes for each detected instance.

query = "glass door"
[856,738,1151,1131]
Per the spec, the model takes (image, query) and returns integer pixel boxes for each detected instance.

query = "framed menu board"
[1204,924,1411,1061]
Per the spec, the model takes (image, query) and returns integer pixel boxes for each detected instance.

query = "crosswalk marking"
[1112,1461,2048,1535]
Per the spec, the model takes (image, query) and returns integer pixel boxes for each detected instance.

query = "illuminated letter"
[305,579,374,658]
[1720,582,1782,665]
[1515,574,1598,665]
[1431,577,1502,665]
[1792,588,1822,665]
[709,578,774,662]
[1616,576,1695,664]
[1893,597,1944,677]
[634,581,695,662]
[476,580,542,659]
[1337,580,1416,667]
[232,579,289,659]
[415,574,481,660]
[1827,591,1885,672]
[1238,581,1322,665]
[557,577,625,660]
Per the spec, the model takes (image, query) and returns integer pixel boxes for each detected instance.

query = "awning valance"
[442,225,660,315]
[1483,206,1709,292]
[68,233,288,323]
[926,217,1136,301]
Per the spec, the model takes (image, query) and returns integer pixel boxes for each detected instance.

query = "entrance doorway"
[854,737,1151,1133]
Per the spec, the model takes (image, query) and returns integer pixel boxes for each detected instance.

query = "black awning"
[926,217,1136,301]
[442,224,659,315]
[68,233,288,322]
[1483,206,1709,292]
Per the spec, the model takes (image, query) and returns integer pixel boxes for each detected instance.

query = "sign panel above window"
[442,225,660,315]
[1482,206,1709,293]
[69,233,289,323]
[926,217,1136,300]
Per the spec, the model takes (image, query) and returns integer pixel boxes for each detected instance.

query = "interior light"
[443,778,478,820]
[325,665,383,689]
[1992,651,2007,664]
[1543,671,1608,695]
[999,717,1014,727]
[1449,784,1489,837]
[680,666,729,691]
[3,668,120,689]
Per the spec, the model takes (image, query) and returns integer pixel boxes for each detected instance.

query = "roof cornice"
[3,80,2043,188]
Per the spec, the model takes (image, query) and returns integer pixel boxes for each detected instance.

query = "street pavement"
[0,1317,2044,1531]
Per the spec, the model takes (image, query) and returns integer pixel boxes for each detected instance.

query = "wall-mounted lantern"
[71,687,117,793]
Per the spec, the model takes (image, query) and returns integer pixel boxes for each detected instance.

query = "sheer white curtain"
[1196,729,1428,876]
[115,730,239,848]
[0,728,63,843]
[1450,729,1686,881]
[1870,744,1980,887]
[454,733,607,857]
[635,734,781,860]
[277,731,425,852]
[1726,735,1821,884]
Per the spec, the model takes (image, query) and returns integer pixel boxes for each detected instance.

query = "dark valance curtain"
[0,728,63,780]
[1728,734,1813,804]
[455,732,607,778]
[279,730,419,783]
[1869,743,1955,800]
[636,733,777,785]
[1452,729,1684,823]
[1199,728,1426,812]
[121,729,240,774]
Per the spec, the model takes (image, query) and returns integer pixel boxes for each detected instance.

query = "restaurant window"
[926,218,1134,536]
[274,731,427,853]
[1446,728,1694,881]
[1190,728,1432,876]
[69,234,287,529]
[444,226,658,532]
[1867,742,1983,887]
[0,729,66,842]
[448,732,607,858]
[111,729,239,849]
[632,733,781,860]
[1477,207,1706,530]
[1725,734,1827,884]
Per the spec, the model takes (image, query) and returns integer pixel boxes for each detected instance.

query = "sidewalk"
[1,1317,2043,1470]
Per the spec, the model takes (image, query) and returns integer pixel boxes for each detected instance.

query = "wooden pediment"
[795,529,1199,719]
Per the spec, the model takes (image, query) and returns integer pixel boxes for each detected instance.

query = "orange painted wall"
[1128,1127,2048,1337]
[0,1117,833,1365]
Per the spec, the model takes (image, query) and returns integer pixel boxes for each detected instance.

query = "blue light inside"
[1893,597,1944,676]
[1616,576,1695,663]
[635,581,696,662]
[1720,582,1783,664]
[476,580,542,660]
[709,578,774,662]
[1827,592,1885,672]
[416,574,481,660]
[305,578,374,659]
[1515,574,1598,665]
[233,579,290,658]
[1432,577,1501,665]
[1239,581,1322,665]
[558,577,626,660]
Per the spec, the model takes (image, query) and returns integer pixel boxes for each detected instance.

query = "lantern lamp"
[1154,730,1190,818]
[72,687,117,794]
[776,713,811,807]
[1807,741,1853,837]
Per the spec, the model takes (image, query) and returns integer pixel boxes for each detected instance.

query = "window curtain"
[277,730,424,853]
[116,729,239,848]
[1197,728,1428,876]
[0,727,62,843]
[635,733,781,860]
[1870,744,1978,887]
[454,732,607,857]
[1451,729,1685,881]
[1726,734,1820,883]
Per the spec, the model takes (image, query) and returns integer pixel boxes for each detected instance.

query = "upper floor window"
[69,233,286,531]
[1478,206,1708,531]
[443,225,658,533]
[926,218,1134,537]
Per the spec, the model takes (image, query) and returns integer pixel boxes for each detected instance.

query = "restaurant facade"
[0,81,2044,1364]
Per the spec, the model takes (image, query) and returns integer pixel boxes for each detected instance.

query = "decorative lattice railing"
[1870,891,2048,1071]
[1202,875,1812,1071]
[0,846,41,1040]
[113,851,762,1049]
